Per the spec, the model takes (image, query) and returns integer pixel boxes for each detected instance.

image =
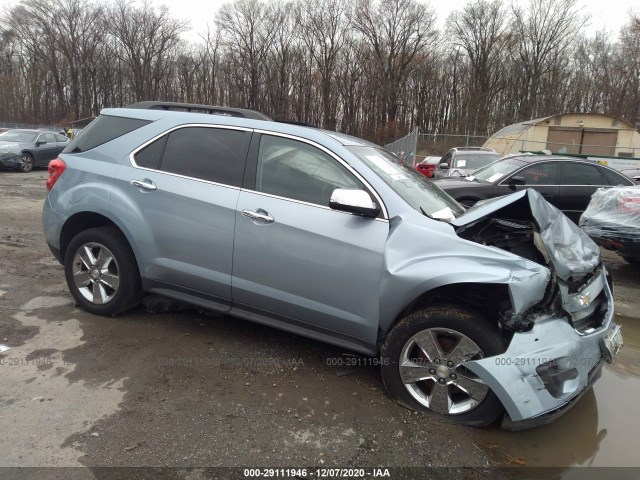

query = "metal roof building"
[484,113,640,159]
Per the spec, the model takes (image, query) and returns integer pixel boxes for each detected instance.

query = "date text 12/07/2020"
[243,468,391,478]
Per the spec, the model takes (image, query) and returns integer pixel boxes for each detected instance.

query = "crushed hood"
[452,189,601,282]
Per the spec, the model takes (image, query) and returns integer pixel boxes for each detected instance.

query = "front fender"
[378,213,550,333]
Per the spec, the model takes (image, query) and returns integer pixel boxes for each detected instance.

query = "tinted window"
[561,163,606,185]
[63,115,150,153]
[54,133,68,142]
[134,135,168,170]
[602,167,633,186]
[256,135,364,206]
[517,162,559,185]
[159,127,250,187]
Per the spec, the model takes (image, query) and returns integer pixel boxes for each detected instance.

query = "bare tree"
[296,0,351,129]
[109,0,188,102]
[353,0,438,141]
[510,0,587,119]
[216,0,278,110]
[447,0,508,133]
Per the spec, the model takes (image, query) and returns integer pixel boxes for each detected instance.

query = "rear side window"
[602,167,633,186]
[63,115,150,153]
[157,127,251,187]
[560,163,606,185]
[134,135,168,170]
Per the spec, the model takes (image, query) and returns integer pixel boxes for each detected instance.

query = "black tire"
[64,227,142,316]
[20,153,34,172]
[381,305,505,427]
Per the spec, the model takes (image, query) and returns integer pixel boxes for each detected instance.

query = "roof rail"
[125,101,272,121]
[455,146,494,151]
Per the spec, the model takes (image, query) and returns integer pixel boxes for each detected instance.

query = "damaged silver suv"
[43,101,622,429]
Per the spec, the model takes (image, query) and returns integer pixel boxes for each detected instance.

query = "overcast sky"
[2,0,637,42]
[148,0,638,43]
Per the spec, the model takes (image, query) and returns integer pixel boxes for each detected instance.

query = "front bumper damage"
[465,285,615,429]
[452,189,622,428]
[0,152,22,169]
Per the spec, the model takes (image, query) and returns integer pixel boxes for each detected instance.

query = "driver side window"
[256,135,364,206]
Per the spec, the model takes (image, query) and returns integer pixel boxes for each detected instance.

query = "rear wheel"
[20,153,34,172]
[64,227,142,315]
[381,305,505,427]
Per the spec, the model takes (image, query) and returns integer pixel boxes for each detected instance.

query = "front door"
[232,133,388,346]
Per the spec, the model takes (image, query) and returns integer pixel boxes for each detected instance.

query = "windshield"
[0,131,37,143]
[470,157,529,183]
[453,152,501,170]
[349,146,465,219]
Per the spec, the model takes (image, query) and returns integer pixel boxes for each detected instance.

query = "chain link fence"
[386,131,491,165]
[0,121,61,131]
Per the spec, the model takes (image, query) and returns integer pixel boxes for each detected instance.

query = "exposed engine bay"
[451,190,606,334]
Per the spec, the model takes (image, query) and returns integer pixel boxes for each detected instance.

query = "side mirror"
[36,140,46,146]
[439,163,449,170]
[507,176,526,189]
[329,189,380,218]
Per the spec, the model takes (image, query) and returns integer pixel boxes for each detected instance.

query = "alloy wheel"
[398,328,488,415]
[71,242,120,305]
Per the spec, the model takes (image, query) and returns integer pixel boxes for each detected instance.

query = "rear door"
[113,125,252,312]
[231,133,388,347]
[558,161,609,223]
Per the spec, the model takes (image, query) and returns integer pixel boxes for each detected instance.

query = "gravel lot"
[1,169,638,479]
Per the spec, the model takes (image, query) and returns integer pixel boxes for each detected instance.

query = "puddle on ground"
[474,315,640,474]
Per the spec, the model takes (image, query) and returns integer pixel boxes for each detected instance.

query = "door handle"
[130,179,157,191]
[242,209,274,224]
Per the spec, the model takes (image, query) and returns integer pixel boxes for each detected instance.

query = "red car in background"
[415,156,440,178]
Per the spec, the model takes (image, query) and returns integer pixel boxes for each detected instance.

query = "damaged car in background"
[43,102,622,430]
[581,186,640,267]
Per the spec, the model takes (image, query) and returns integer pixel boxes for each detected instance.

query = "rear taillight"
[46,158,66,191]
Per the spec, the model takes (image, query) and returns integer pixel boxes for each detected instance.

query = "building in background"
[484,113,640,159]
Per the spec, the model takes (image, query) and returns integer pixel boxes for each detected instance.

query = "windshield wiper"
[419,206,434,219]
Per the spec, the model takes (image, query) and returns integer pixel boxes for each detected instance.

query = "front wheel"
[381,305,505,427]
[64,227,142,316]
[20,153,34,172]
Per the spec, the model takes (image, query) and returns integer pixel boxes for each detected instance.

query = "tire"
[381,305,505,427]
[64,227,142,316]
[20,153,34,172]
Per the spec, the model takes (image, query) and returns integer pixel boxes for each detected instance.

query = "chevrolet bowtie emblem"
[578,292,591,306]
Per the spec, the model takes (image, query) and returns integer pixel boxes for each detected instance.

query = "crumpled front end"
[452,189,622,427]
[465,269,615,427]
[0,152,22,170]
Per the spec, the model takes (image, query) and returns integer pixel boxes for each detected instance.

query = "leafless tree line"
[0,0,638,144]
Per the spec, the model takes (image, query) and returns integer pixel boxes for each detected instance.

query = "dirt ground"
[1,170,638,479]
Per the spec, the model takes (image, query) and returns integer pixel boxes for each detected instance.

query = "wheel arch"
[60,212,132,263]
[378,282,512,349]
